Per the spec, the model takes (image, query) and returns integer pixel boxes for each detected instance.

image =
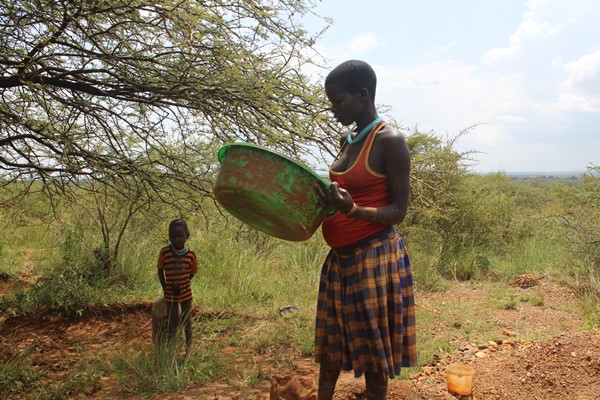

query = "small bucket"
[446,363,474,395]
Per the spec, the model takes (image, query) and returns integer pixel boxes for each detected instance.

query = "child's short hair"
[169,219,190,236]
[325,60,377,100]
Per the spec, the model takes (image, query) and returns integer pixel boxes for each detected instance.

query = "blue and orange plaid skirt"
[315,229,417,378]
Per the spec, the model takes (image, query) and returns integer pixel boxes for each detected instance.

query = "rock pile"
[270,375,317,400]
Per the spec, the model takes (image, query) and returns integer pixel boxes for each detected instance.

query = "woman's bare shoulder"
[378,124,406,141]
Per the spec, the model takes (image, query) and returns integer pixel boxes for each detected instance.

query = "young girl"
[157,219,198,352]
[315,60,417,400]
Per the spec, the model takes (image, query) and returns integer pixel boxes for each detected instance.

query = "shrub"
[557,166,600,295]
[405,128,520,280]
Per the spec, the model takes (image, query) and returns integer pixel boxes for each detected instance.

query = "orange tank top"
[322,121,390,248]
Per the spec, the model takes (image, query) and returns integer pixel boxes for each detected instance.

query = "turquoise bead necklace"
[171,245,189,255]
[346,116,383,144]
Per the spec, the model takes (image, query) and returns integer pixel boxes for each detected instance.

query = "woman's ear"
[358,87,370,102]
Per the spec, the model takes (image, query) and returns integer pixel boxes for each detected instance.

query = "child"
[314,60,417,400]
[157,219,198,352]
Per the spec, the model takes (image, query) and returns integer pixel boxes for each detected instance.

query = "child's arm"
[190,252,198,280]
[158,269,167,291]
[157,249,167,291]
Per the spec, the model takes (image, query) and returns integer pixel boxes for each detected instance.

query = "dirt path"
[1,278,598,400]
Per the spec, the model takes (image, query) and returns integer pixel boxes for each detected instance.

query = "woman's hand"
[315,181,355,214]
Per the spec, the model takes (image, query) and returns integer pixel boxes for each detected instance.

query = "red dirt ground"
[1,277,599,399]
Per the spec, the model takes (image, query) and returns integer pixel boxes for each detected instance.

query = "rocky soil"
[1,275,599,399]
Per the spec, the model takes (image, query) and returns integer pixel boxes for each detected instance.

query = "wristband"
[344,202,358,217]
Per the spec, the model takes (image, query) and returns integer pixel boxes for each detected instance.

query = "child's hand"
[171,283,181,296]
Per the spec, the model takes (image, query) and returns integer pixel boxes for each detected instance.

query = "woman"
[315,60,417,400]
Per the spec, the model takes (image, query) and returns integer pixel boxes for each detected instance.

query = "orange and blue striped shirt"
[157,246,198,303]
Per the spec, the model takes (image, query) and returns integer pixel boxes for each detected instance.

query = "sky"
[303,0,600,173]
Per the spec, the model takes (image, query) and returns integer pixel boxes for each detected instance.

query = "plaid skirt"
[315,229,417,378]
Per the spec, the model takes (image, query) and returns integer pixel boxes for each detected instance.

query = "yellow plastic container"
[446,363,474,395]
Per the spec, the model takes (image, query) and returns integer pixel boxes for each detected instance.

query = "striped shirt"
[157,246,198,303]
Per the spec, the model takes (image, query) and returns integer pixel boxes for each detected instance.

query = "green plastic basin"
[214,143,331,241]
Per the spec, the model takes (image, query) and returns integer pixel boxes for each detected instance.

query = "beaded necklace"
[347,116,383,145]
[171,245,189,256]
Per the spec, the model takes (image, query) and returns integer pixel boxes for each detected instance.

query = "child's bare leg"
[180,299,193,350]
[167,301,179,341]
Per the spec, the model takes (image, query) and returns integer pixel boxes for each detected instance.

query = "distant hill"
[504,171,584,178]
[474,171,585,182]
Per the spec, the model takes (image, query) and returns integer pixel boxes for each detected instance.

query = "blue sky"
[303,0,600,173]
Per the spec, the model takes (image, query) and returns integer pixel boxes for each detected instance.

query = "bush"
[0,228,122,318]
[405,128,521,280]
[557,166,600,294]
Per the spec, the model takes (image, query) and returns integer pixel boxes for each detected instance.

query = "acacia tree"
[0,0,338,270]
[402,126,482,261]
[559,165,600,275]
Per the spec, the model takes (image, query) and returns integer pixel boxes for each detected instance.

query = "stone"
[151,297,180,346]
[270,375,317,400]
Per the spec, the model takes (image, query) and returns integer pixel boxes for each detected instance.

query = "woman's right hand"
[315,181,355,215]
[315,182,332,209]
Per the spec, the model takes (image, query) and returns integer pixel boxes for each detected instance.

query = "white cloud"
[557,50,600,112]
[313,32,385,69]
[482,2,557,66]
[348,33,383,54]
[375,61,483,129]
[375,61,534,140]
[307,0,600,171]
[470,124,507,146]
[497,115,528,123]
[423,41,459,61]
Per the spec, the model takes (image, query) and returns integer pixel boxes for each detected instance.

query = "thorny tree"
[0,0,335,272]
